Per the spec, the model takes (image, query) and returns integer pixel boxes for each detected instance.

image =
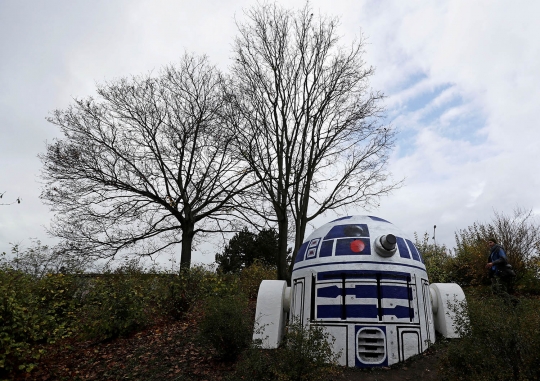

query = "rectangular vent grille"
[357,328,385,363]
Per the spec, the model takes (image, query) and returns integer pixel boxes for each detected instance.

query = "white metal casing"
[253,215,466,368]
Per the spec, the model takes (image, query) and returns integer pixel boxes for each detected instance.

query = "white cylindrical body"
[289,215,436,367]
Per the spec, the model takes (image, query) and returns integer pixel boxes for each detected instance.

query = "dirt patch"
[334,343,447,381]
[11,307,448,381]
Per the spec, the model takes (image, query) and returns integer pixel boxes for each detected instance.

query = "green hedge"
[0,270,79,373]
[0,261,246,376]
[441,293,540,381]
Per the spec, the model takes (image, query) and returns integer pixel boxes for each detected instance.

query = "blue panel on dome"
[396,237,411,259]
[368,216,391,223]
[324,224,369,239]
[330,216,352,222]
[294,242,308,263]
[319,240,333,257]
[335,238,371,255]
[405,239,422,262]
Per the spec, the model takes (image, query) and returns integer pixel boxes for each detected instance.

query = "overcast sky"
[1,0,539,266]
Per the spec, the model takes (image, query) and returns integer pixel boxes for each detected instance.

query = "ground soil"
[11,305,447,381]
[336,343,446,381]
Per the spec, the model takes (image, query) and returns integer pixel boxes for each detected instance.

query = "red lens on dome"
[350,239,365,253]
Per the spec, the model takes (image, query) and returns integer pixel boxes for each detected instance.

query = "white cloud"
[1,0,539,263]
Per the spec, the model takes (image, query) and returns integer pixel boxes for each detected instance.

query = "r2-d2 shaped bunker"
[253,215,466,367]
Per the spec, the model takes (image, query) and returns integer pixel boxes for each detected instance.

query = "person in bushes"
[485,238,513,295]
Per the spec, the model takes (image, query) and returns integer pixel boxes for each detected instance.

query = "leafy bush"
[0,263,78,374]
[238,261,276,299]
[232,319,340,381]
[77,263,155,340]
[415,232,453,283]
[450,234,487,287]
[452,209,540,293]
[155,264,238,321]
[160,266,211,320]
[198,294,252,361]
[440,294,540,381]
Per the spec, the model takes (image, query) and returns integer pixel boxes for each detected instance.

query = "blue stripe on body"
[346,304,379,319]
[317,304,412,319]
[317,284,411,300]
[317,269,411,282]
[317,305,344,319]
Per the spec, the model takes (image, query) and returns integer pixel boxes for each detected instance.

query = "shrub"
[415,232,453,283]
[440,294,540,381]
[198,294,252,361]
[77,263,154,341]
[232,319,340,381]
[160,266,212,320]
[0,265,78,374]
[159,264,241,320]
[238,261,276,299]
[452,208,540,293]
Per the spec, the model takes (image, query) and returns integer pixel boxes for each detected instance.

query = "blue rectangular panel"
[346,304,379,318]
[380,285,412,300]
[317,284,411,300]
[317,304,413,320]
[382,305,413,319]
[319,240,333,257]
[294,242,308,263]
[396,237,410,259]
[317,285,343,298]
[317,304,342,319]
[335,238,371,255]
[324,224,370,239]
[317,270,411,281]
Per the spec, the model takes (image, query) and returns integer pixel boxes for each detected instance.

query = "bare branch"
[225,3,400,281]
[40,54,254,269]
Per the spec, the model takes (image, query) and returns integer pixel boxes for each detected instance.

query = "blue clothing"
[488,244,508,277]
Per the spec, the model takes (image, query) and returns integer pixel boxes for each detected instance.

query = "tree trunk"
[180,224,195,272]
[277,217,290,284]
[289,192,311,277]
[289,225,306,279]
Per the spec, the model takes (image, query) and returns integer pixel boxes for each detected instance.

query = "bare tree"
[40,54,252,269]
[225,3,399,281]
